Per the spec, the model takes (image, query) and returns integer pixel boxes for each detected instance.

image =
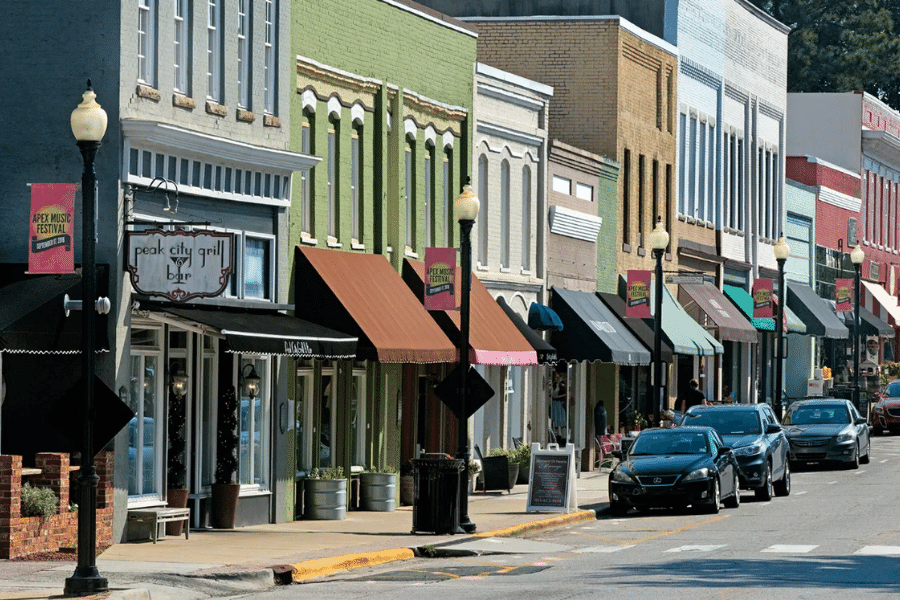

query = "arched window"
[522,165,531,271]
[478,154,489,265]
[500,159,510,268]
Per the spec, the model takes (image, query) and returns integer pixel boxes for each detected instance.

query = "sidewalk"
[0,471,609,600]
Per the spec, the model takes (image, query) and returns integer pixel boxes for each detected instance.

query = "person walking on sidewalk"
[680,379,706,414]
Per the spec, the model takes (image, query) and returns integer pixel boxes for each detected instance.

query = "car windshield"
[886,381,900,398]
[686,410,761,435]
[786,405,850,425]
[629,431,709,456]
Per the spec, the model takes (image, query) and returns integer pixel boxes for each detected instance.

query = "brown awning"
[678,283,758,343]
[295,247,457,363]
[402,259,538,366]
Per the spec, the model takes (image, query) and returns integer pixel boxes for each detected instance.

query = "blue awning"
[528,302,564,331]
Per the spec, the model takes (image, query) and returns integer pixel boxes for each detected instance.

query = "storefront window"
[239,356,268,487]
[350,369,366,466]
[199,340,217,489]
[128,326,163,500]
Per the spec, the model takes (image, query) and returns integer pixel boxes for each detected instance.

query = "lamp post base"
[459,518,477,534]
[64,568,108,596]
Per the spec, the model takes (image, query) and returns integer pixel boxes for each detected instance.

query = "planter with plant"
[482,447,519,493]
[304,466,347,520]
[512,443,532,484]
[166,387,189,536]
[360,465,397,512]
[21,483,58,518]
[211,386,240,529]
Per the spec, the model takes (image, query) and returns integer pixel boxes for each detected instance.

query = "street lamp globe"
[648,216,669,252]
[850,244,865,265]
[773,236,790,261]
[455,184,480,223]
[70,80,108,142]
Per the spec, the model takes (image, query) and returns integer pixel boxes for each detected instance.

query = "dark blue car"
[684,403,790,500]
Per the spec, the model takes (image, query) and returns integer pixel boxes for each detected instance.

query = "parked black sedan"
[684,403,790,500]
[608,426,740,515]
[783,398,871,469]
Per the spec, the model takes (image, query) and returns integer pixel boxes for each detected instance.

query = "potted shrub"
[166,387,189,536]
[482,447,519,493]
[304,466,347,520]
[466,459,480,495]
[360,465,397,512]
[399,460,415,506]
[211,386,240,529]
[512,443,532,485]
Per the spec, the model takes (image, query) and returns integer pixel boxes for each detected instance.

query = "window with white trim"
[207,0,222,102]
[174,0,189,94]
[424,146,433,248]
[264,0,277,114]
[128,326,164,501]
[405,145,414,249]
[328,126,337,239]
[198,335,218,490]
[238,356,270,488]
[228,232,275,300]
[351,125,361,242]
[552,175,571,195]
[138,0,157,86]
[576,183,593,201]
[237,0,250,109]
[500,159,510,268]
[478,154,488,264]
[300,120,312,234]
[443,150,452,246]
[522,166,531,271]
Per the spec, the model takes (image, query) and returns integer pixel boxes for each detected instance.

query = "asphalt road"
[258,434,900,600]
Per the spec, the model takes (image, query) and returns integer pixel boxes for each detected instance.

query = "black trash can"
[411,457,464,534]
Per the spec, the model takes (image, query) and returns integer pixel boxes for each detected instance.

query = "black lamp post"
[64,80,108,596]
[648,216,669,426]
[773,235,789,421]
[455,182,479,534]
[851,244,865,413]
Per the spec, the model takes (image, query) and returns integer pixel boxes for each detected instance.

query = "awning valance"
[550,287,651,365]
[786,282,849,339]
[678,283,758,343]
[0,270,110,354]
[296,247,457,363]
[402,259,538,366]
[596,291,673,363]
[496,297,557,363]
[159,306,358,358]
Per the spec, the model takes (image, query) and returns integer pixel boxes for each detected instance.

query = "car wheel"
[723,472,740,509]
[705,478,721,514]
[774,460,791,497]
[755,462,774,501]
[846,444,860,470]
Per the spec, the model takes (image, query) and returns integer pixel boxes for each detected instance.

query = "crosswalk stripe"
[795,491,807,495]
[855,546,900,555]
[665,545,726,553]
[576,545,635,553]
[761,545,818,553]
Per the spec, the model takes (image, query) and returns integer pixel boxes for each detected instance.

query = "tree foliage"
[749,0,900,107]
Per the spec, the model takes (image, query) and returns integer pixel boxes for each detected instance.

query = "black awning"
[161,306,358,358]
[596,292,673,363]
[550,287,651,365]
[496,297,557,363]
[0,269,110,354]
[786,283,850,339]
[829,302,895,337]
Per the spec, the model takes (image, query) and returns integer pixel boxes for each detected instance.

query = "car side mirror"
[718,446,732,456]
[856,416,867,425]
[765,423,782,434]
[611,450,622,460]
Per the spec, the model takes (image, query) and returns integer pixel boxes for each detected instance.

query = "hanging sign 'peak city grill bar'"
[127,230,234,302]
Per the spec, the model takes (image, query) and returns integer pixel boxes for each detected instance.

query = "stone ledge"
[173,94,196,110]
[264,114,282,128]
[136,84,161,102]
[237,108,256,123]
[206,100,228,117]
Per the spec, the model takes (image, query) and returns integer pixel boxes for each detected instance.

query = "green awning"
[723,285,807,334]
[649,285,723,356]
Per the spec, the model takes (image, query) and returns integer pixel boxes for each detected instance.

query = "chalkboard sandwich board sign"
[526,443,577,513]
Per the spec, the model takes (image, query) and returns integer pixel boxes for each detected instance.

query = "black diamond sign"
[434,365,495,419]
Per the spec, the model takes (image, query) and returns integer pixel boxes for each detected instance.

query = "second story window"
[174,0,189,94]
[478,154,488,265]
[138,0,156,86]
[522,166,531,271]
[424,146,433,248]
[207,0,222,102]
[351,125,361,242]
[500,159,510,268]
[229,233,274,300]
[264,0,277,114]
[328,126,338,239]
[405,145,414,249]
[237,0,250,109]
[300,120,312,235]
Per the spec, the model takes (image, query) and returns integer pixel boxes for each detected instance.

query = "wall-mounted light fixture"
[241,363,261,399]
[170,367,189,399]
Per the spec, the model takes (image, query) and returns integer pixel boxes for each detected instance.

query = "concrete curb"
[281,507,600,583]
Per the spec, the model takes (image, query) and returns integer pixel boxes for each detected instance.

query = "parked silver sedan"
[782,398,871,469]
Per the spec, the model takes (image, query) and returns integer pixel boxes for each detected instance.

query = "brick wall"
[0,452,114,560]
